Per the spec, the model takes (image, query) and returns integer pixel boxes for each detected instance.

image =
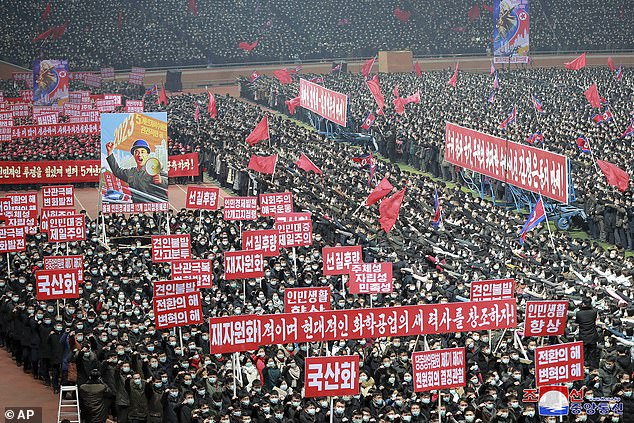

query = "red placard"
[0,126,11,141]
[275,213,312,248]
[259,192,293,216]
[42,185,75,208]
[470,278,515,301]
[185,186,219,210]
[167,152,199,177]
[412,348,466,392]
[0,111,12,121]
[48,214,86,242]
[224,250,265,280]
[524,300,568,337]
[445,122,569,204]
[242,229,279,257]
[0,119,12,128]
[535,341,584,386]
[20,90,33,103]
[171,259,213,289]
[0,226,26,252]
[153,279,198,298]
[69,91,90,104]
[11,122,100,140]
[100,67,115,78]
[223,196,258,220]
[348,262,393,294]
[151,234,192,262]
[35,268,81,300]
[128,67,146,85]
[154,291,203,330]
[285,287,331,313]
[84,74,102,88]
[209,299,517,353]
[305,356,359,398]
[3,192,38,231]
[36,113,58,125]
[323,246,363,275]
[299,78,348,127]
[43,255,84,282]
[125,99,144,113]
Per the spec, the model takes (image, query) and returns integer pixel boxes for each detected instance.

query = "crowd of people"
[0,0,633,69]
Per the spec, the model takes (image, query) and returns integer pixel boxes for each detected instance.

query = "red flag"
[379,187,406,233]
[414,62,422,78]
[32,27,54,43]
[467,5,480,20]
[207,92,217,118]
[366,75,385,114]
[245,116,269,146]
[394,7,411,22]
[157,84,168,106]
[366,177,394,206]
[483,4,493,12]
[565,53,586,70]
[361,57,376,79]
[447,62,459,87]
[403,90,420,105]
[597,160,630,192]
[248,154,277,175]
[584,83,601,108]
[393,86,405,114]
[194,103,199,122]
[51,22,68,40]
[239,40,258,52]
[295,153,322,175]
[285,96,301,115]
[273,68,293,84]
[607,56,616,72]
[41,1,51,21]
[118,10,123,30]
[188,0,198,16]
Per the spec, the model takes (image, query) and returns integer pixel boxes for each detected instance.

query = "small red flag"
[366,177,394,206]
[245,116,269,146]
[366,74,385,114]
[41,1,51,21]
[607,56,616,72]
[273,68,293,84]
[361,57,376,79]
[597,160,630,192]
[414,62,422,78]
[467,5,480,20]
[483,4,493,12]
[194,103,199,122]
[118,10,123,30]
[394,7,411,22]
[295,153,322,175]
[157,84,168,106]
[239,40,258,52]
[565,53,586,70]
[379,187,406,233]
[51,22,68,40]
[32,27,54,43]
[447,62,459,87]
[188,0,198,16]
[207,92,217,118]
[584,83,601,108]
[248,154,277,175]
[285,96,301,115]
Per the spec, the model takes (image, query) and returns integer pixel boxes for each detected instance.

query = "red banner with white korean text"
[412,348,466,392]
[285,287,331,313]
[35,268,81,300]
[305,356,359,398]
[445,122,569,203]
[151,234,191,262]
[171,259,213,289]
[125,99,144,113]
[348,262,393,294]
[299,78,348,127]
[275,212,312,248]
[223,196,258,220]
[323,246,362,275]
[167,152,199,177]
[185,186,219,210]
[259,192,293,216]
[153,279,198,298]
[0,127,11,142]
[224,250,265,280]
[36,113,58,125]
[209,299,517,353]
[154,291,203,330]
[43,255,84,282]
[3,192,38,232]
[535,341,584,386]
[0,226,27,252]
[42,185,74,208]
[48,214,86,243]
[8,122,100,140]
[40,208,75,233]
[524,300,568,337]
[242,229,279,257]
[470,278,515,301]
[100,67,115,79]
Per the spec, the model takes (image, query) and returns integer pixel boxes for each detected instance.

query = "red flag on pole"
[208,92,217,118]
[361,57,376,79]
[194,104,199,122]
[41,1,51,21]
[118,10,123,30]
[239,40,258,51]
[607,56,616,72]
[157,84,168,105]
[295,153,322,175]
[51,22,68,40]
[245,116,269,146]
[32,27,55,43]
[188,0,198,16]
[366,177,394,206]
[447,62,459,87]
[565,53,586,70]
[379,187,406,233]
[366,75,385,115]
[414,62,422,78]
[248,154,277,175]
[394,7,412,22]
[584,83,601,108]
[467,5,480,20]
[273,68,293,84]
[597,160,630,192]
[285,96,301,115]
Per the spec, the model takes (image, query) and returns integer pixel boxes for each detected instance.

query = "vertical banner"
[33,59,69,106]
[100,113,169,213]
[493,0,530,63]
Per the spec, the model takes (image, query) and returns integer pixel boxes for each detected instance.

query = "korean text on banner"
[259,192,293,216]
[186,186,219,210]
[0,226,26,253]
[305,356,359,398]
[524,300,568,337]
[493,0,530,64]
[171,259,213,289]
[153,279,198,298]
[285,287,331,313]
[33,59,69,106]
[348,262,393,294]
[242,229,279,257]
[470,279,515,301]
[35,268,81,300]
[412,348,466,392]
[275,212,312,248]
[224,196,258,220]
[209,299,517,353]
[151,234,191,262]
[154,291,203,330]
[42,185,74,208]
[224,250,265,280]
[322,246,362,275]
[43,255,84,282]
[40,208,75,233]
[535,341,584,386]
[48,215,86,243]
[299,78,348,127]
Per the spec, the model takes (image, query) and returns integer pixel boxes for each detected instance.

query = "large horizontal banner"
[209,299,517,353]
[445,122,568,203]
[299,78,348,127]
[9,122,99,140]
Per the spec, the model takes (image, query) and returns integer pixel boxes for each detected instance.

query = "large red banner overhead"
[242,229,279,257]
[168,152,199,177]
[412,348,466,392]
[445,122,569,203]
[9,122,100,140]
[470,278,515,301]
[524,300,568,337]
[284,287,331,313]
[299,78,348,127]
[322,246,362,275]
[535,341,584,386]
[305,356,359,398]
[171,259,214,289]
[35,268,81,300]
[209,299,517,353]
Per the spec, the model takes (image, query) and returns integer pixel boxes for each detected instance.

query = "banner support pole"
[292,247,297,276]
[6,252,10,278]
[438,390,442,423]
[166,212,171,235]
[178,327,184,352]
